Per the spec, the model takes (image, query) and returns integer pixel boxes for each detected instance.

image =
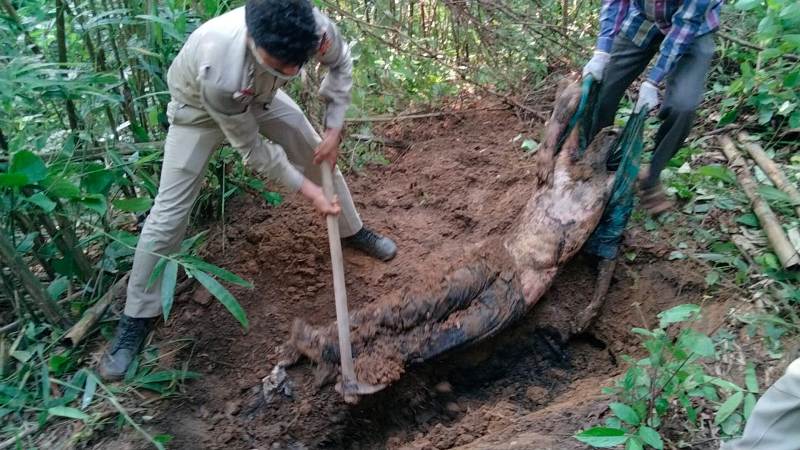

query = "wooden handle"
[320,161,358,398]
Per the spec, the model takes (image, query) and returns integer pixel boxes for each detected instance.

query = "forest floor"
[98,93,749,450]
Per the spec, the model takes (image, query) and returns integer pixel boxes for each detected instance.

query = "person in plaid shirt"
[583,0,723,215]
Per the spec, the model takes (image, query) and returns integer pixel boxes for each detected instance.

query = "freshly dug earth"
[120,96,710,449]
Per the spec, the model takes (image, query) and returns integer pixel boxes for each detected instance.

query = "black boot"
[342,227,397,261]
[99,315,154,381]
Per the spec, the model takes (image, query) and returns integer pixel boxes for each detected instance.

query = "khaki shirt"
[166,7,353,191]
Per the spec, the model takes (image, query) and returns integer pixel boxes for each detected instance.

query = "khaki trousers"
[721,358,800,450]
[124,90,362,318]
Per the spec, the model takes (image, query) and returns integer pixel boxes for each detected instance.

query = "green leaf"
[715,391,744,425]
[183,256,252,288]
[575,427,628,447]
[0,173,29,187]
[135,370,201,384]
[734,0,761,10]
[718,109,739,127]
[48,406,90,421]
[707,376,744,392]
[82,165,115,194]
[77,194,108,215]
[626,437,644,450]
[705,270,720,286]
[790,111,800,129]
[47,277,70,300]
[785,72,800,88]
[180,231,208,253]
[759,185,799,205]
[745,363,759,393]
[721,412,744,436]
[154,435,174,444]
[81,374,97,410]
[609,402,640,425]
[521,139,539,153]
[10,150,47,183]
[15,232,37,253]
[12,350,32,363]
[261,191,283,206]
[736,213,760,227]
[638,426,663,449]
[744,393,757,420]
[148,257,168,290]
[191,270,249,330]
[696,165,734,184]
[24,192,56,212]
[657,304,700,328]
[49,354,71,376]
[678,329,716,357]
[43,177,81,199]
[113,197,153,212]
[161,260,178,321]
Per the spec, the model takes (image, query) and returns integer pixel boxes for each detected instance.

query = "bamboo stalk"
[738,132,800,218]
[55,0,80,131]
[64,274,129,346]
[719,135,800,269]
[0,232,67,326]
[12,212,56,280]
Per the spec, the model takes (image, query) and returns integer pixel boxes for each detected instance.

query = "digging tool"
[320,161,385,403]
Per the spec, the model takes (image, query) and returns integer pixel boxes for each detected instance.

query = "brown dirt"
[106,99,717,449]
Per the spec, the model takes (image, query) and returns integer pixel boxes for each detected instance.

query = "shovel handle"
[320,161,358,402]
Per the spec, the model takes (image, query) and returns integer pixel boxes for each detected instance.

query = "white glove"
[582,51,610,81]
[634,81,659,113]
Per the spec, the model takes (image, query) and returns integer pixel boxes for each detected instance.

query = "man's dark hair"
[245,0,319,67]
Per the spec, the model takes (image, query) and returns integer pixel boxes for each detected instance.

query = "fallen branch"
[719,135,800,269]
[738,132,800,218]
[64,274,129,346]
[719,30,800,62]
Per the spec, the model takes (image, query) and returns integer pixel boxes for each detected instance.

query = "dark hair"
[245,0,319,67]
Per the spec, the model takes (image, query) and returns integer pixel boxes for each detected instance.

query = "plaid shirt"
[597,0,722,84]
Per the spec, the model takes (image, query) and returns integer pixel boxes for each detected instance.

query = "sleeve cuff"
[647,68,665,85]
[324,103,347,130]
[596,37,614,53]
[279,165,305,193]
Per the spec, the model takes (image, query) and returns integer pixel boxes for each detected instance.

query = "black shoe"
[342,227,397,261]
[99,315,155,381]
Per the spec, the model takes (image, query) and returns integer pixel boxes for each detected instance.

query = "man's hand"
[299,178,341,216]
[582,51,610,81]
[634,81,659,113]
[313,128,341,166]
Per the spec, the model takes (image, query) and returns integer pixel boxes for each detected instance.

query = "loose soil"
[107,97,719,449]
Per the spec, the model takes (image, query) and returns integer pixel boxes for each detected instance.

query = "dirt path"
[109,101,715,449]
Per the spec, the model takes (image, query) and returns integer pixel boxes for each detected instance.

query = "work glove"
[634,81,659,113]
[582,51,610,81]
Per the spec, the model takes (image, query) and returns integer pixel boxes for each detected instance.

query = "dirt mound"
[122,99,710,449]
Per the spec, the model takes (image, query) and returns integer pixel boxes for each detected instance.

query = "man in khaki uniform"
[100,0,396,380]
[721,357,800,450]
